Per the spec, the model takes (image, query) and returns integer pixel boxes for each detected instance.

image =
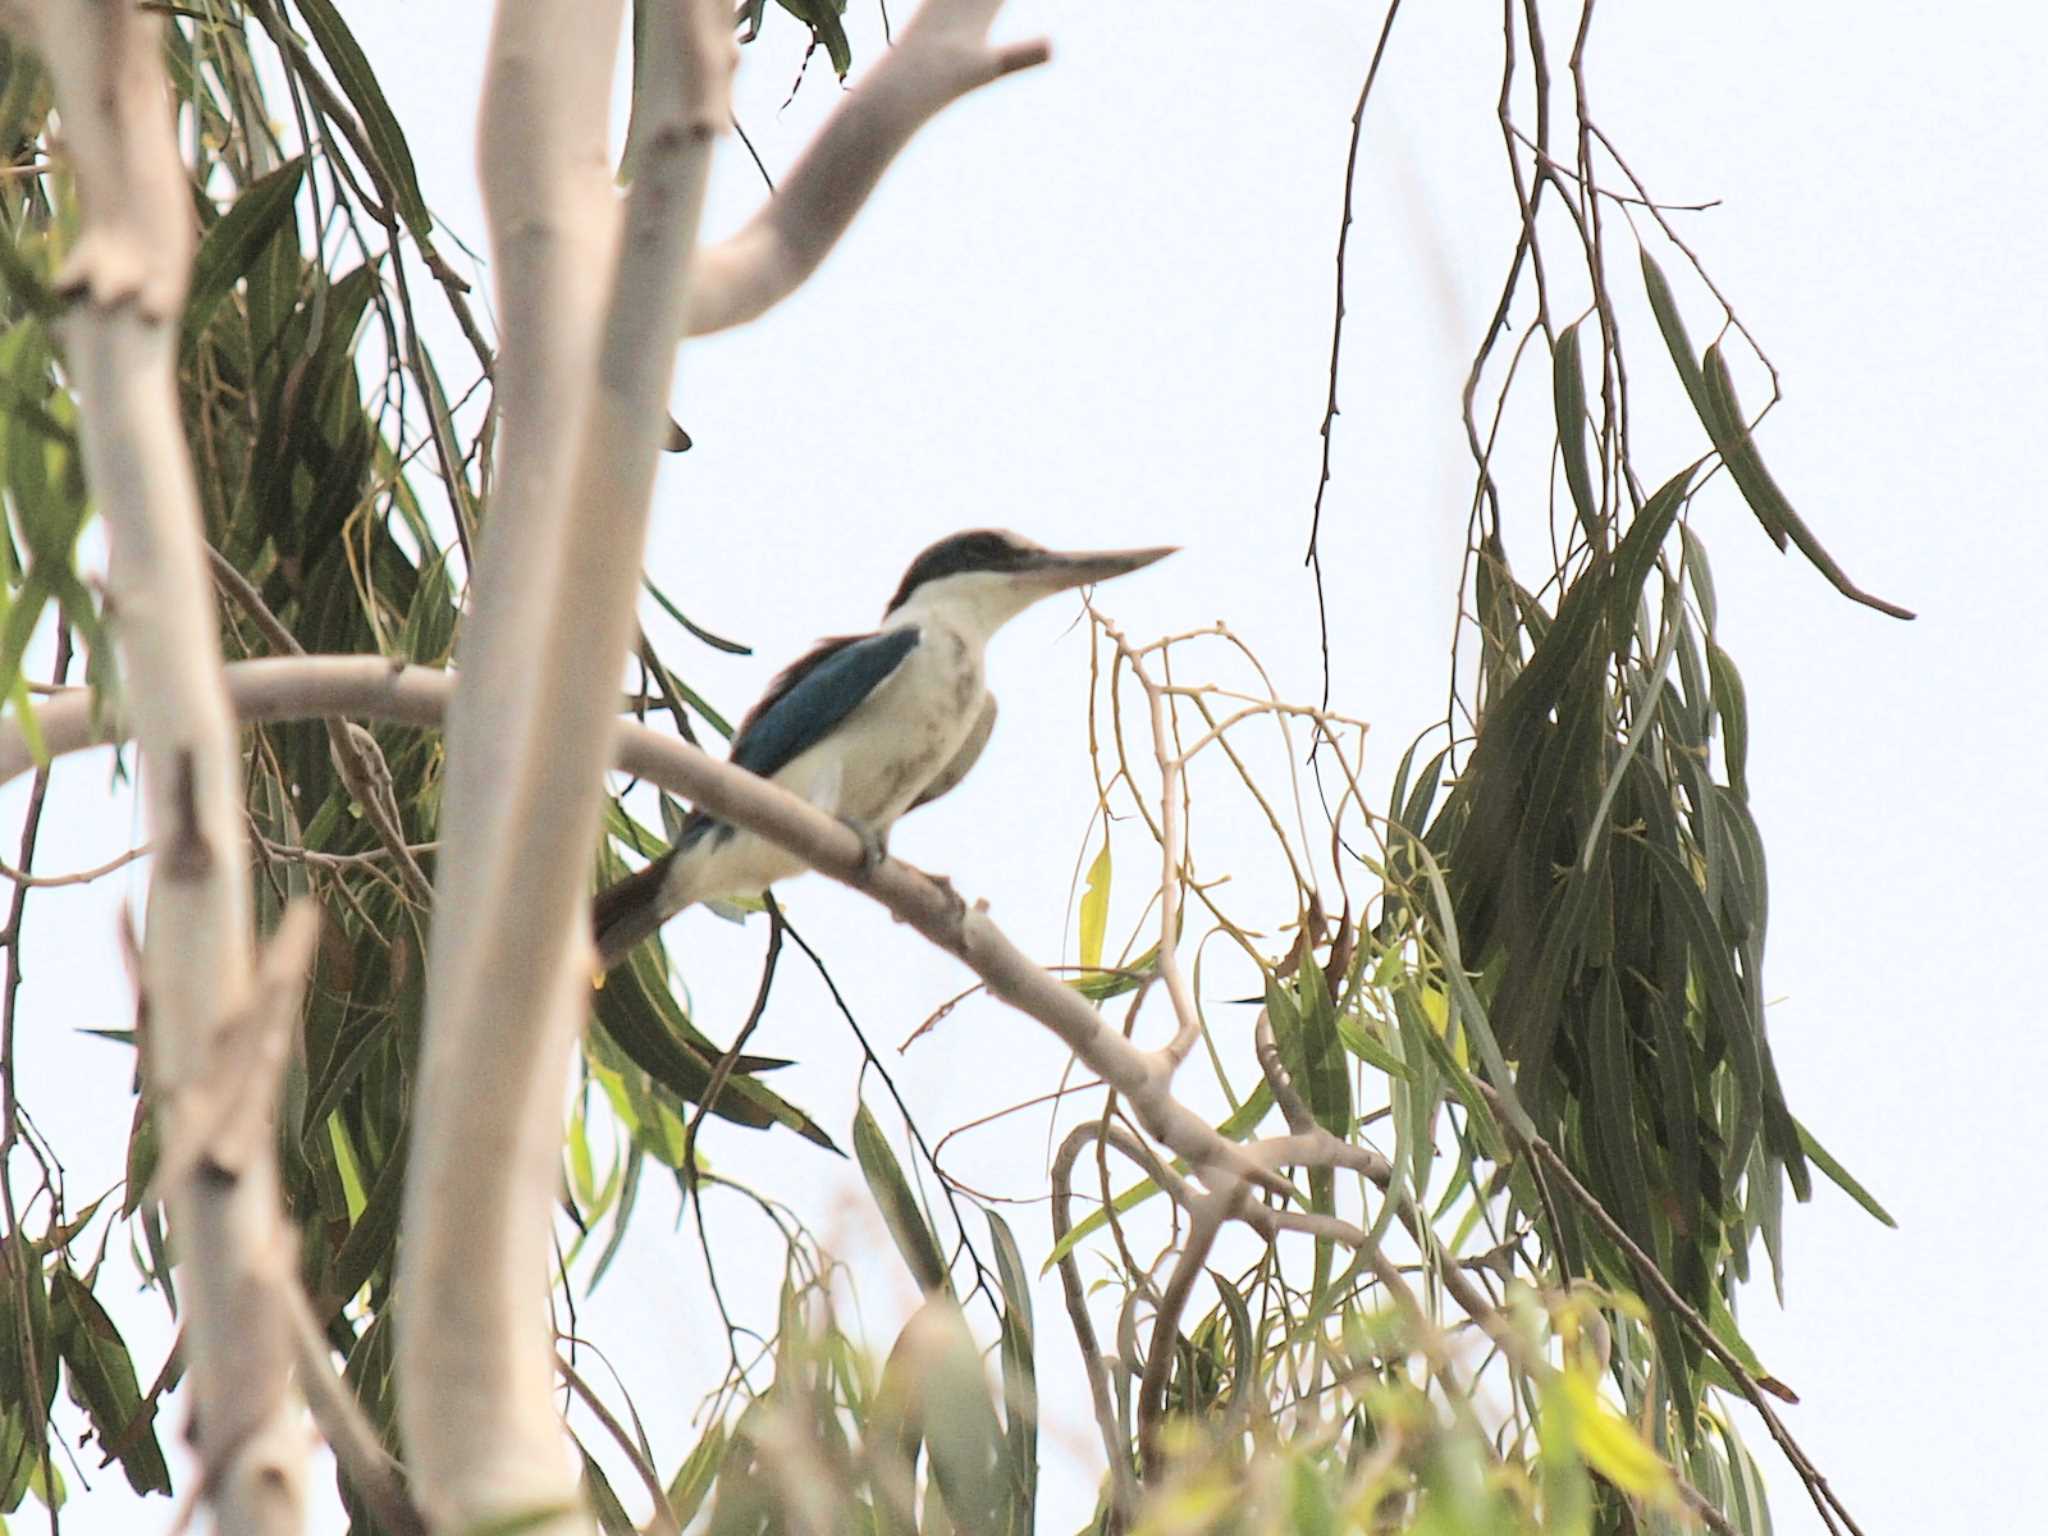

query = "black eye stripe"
[886,529,1039,613]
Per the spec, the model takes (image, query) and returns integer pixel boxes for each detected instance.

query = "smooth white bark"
[1,4,305,1532]
[686,0,1049,335]
[396,1,732,1530]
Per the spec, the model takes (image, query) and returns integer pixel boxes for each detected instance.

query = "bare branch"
[1050,1124,1140,1531]
[286,1287,427,1536]
[0,843,148,889]
[397,0,729,1528]
[1135,1186,1237,1478]
[684,0,1049,335]
[206,546,431,903]
[1,4,306,1529]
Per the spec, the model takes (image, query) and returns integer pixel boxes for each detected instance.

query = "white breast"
[814,619,985,826]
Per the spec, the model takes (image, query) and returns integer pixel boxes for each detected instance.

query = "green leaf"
[1707,642,1750,799]
[1637,246,1772,544]
[1335,1014,1413,1082]
[183,156,306,339]
[642,575,752,660]
[328,1133,407,1306]
[593,937,835,1151]
[48,1269,170,1496]
[1265,966,1350,1140]
[1078,835,1111,974]
[1647,989,1702,1245]
[1607,465,1700,639]
[1288,1454,1340,1536]
[1679,522,1718,632]
[0,226,58,320]
[1066,941,1157,1002]
[664,1418,726,1530]
[292,0,434,238]
[1586,971,1656,1256]
[1643,841,1762,1112]
[772,0,853,75]
[1702,1286,1771,1385]
[0,1234,58,1501]
[1795,1119,1896,1227]
[914,1299,1005,1533]
[853,1103,948,1294]
[1391,982,1440,1200]
[1553,322,1600,545]
[985,1212,1037,1535]
[1701,342,1914,619]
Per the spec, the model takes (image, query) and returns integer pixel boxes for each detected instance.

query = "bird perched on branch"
[592,528,1175,969]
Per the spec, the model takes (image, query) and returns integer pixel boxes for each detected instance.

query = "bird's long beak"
[1023,545,1178,592]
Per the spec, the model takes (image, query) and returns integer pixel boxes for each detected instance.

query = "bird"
[592,528,1175,969]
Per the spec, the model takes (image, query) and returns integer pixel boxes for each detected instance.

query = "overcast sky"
[9,2,2044,1532]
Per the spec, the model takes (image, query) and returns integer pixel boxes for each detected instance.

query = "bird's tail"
[592,850,686,972]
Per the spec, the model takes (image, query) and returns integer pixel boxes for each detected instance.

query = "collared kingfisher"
[592,528,1174,968]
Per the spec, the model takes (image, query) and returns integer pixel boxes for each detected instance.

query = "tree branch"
[396,1,730,1529]
[684,0,1048,335]
[1,5,305,1530]
[206,547,432,904]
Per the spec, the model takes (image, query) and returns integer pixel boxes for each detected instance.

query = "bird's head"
[883,528,1175,634]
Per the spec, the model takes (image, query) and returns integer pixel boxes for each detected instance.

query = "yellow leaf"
[1416,985,1469,1068]
[1559,1372,1678,1506]
[1079,834,1112,973]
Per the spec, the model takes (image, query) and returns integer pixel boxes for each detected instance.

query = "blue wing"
[674,627,921,856]
[596,627,921,960]
[729,626,921,779]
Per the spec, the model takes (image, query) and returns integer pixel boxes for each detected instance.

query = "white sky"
[8,1,2045,1532]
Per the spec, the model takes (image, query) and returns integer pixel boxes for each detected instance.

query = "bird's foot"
[841,816,889,883]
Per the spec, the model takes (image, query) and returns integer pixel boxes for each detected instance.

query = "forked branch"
[686,0,1049,334]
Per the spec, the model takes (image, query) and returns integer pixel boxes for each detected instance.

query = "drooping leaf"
[1078,834,1111,974]
[1795,1119,1895,1228]
[291,0,434,238]
[1637,246,1773,544]
[664,1417,727,1531]
[1555,1371,1678,1507]
[1553,321,1600,546]
[771,0,853,75]
[1265,965,1350,1140]
[984,1211,1037,1535]
[48,1268,171,1496]
[184,156,307,339]
[1701,342,1914,620]
[913,1299,1005,1534]
[853,1102,948,1295]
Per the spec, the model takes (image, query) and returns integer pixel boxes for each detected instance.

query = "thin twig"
[0,844,148,888]
[556,1353,681,1536]
[1305,0,1406,711]
[0,622,70,1536]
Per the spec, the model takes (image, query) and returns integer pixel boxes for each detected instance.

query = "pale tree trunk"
[395,0,733,1528]
[400,0,1048,1524]
[0,3,305,1533]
